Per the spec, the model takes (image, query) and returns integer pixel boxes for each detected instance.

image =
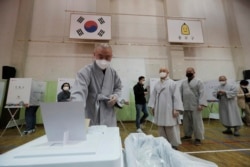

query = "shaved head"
[186,67,195,73]
[219,75,227,81]
[159,67,169,74]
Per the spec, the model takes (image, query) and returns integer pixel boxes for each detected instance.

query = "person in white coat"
[148,68,184,150]
[180,67,207,146]
[71,43,122,127]
[213,75,243,136]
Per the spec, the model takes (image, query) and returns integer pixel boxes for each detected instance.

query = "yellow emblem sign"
[181,23,190,35]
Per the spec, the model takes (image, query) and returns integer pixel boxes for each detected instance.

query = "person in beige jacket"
[237,80,250,126]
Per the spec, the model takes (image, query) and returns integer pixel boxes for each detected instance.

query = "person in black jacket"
[133,76,149,133]
[57,82,71,102]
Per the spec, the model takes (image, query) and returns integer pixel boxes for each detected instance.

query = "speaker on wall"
[243,70,250,80]
[2,66,16,79]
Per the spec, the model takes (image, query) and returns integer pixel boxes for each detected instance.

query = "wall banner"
[167,19,204,43]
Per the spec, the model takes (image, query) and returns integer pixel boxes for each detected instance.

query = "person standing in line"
[213,76,243,136]
[237,80,250,126]
[148,68,183,150]
[23,105,39,135]
[180,67,207,146]
[133,76,149,133]
[23,92,43,135]
[70,43,122,127]
[57,82,71,102]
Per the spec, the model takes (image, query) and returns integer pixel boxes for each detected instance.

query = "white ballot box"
[0,126,124,167]
[6,78,46,106]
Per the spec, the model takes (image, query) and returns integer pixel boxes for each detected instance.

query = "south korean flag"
[70,14,111,40]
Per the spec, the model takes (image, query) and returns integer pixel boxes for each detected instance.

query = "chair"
[207,100,219,124]
[115,99,129,132]
[116,110,127,131]
[145,109,155,132]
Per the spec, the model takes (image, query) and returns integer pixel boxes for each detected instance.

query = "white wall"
[232,0,250,72]
[1,0,250,84]
[0,0,20,77]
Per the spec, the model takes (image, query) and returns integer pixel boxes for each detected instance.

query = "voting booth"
[5,78,46,106]
[1,78,46,136]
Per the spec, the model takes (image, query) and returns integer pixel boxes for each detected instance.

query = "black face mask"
[186,73,193,78]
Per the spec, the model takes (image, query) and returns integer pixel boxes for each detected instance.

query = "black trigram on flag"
[76,29,84,36]
[77,16,84,23]
[98,17,105,24]
[98,30,105,37]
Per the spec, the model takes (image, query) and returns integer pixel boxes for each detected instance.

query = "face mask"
[220,81,226,86]
[63,87,69,91]
[159,72,167,78]
[186,73,193,78]
[241,85,247,88]
[141,81,145,85]
[96,59,110,70]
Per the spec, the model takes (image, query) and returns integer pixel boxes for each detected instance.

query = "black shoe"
[242,118,250,126]
[222,129,233,134]
[172,146,178,150]
[242,118,246,125]
[234,131,240,136]
[194,139,201,146]
[181,136,192,140]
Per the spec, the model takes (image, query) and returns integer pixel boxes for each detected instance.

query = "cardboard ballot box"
[0,126,123,167]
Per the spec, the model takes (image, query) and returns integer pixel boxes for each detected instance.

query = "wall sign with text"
[167,19,204,43]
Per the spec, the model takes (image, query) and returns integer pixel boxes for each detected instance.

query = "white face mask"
[96,59,110,70]
[63,87,69,91]
[159,72,167,78]
[220,81,226,86]
[141,81,145,85]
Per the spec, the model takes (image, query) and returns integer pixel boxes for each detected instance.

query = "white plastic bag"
[124,133,218,167]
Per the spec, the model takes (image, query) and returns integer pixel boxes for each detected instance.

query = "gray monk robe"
[180,78,207,140]
[148,78,184,146]
[213,83,243,127]
[71,62,122,127]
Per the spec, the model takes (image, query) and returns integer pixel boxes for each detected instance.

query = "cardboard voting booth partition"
[6,78,47,106]
[1,78,47,136]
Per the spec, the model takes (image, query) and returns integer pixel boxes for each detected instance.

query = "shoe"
[23,129,35,135]
[194,139,201,146]
[181,136,192,140]
[23,131,28,135]
[172,146,178,150]
[242,118,250,126]
[136,128,143,133]
[140,124,145,129]
[222,129,233,134]
[234,131,240,136]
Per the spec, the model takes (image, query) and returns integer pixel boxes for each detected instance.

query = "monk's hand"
[108,95,117,107]
[173,110,179,118]
[197,105,203,111]
[150,108,154,116]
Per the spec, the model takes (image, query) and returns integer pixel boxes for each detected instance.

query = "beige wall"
[0,0,20,76]
[0,0,250,84]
